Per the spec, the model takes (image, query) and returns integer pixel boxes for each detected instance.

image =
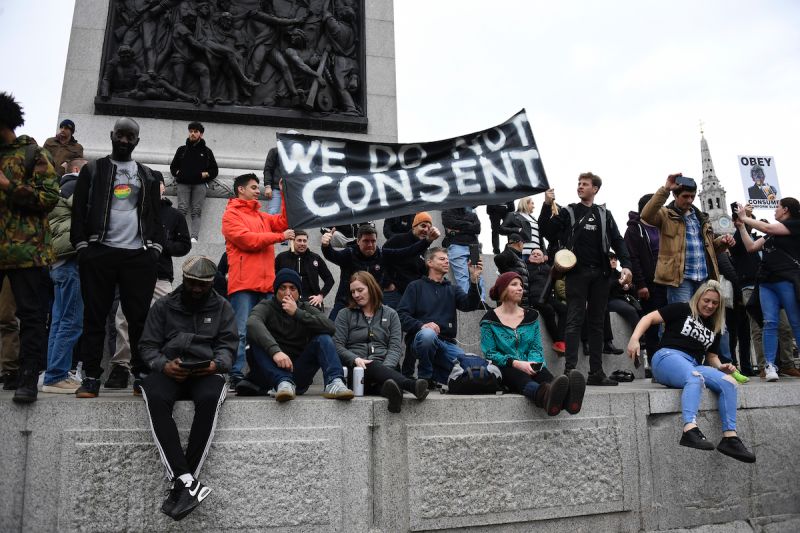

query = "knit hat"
[412,212,432,227]
[489,272,522,302]
[274,268,302,294]
[507,233,523,243]
[182,256,217,282]
[59,119,75,133]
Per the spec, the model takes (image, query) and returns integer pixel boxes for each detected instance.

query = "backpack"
[444,354,502,395]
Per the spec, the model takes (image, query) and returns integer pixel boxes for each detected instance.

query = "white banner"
[738,155,781,209]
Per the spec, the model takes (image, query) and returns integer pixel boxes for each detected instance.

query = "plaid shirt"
[683,211,708,281]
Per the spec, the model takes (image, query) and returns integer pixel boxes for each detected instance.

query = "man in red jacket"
[221,173,292,389]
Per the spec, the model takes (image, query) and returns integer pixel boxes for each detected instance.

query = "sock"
[178,473,194,487]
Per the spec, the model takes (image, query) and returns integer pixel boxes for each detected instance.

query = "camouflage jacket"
[0,135,60,269]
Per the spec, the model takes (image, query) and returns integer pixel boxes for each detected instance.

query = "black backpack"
[445,355,502,395]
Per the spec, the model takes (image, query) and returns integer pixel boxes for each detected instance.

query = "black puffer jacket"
[158,198,192,281]
[170,138,219,185]
[442,208,480,246]
[70,156,164,253]
[494,246,530,305]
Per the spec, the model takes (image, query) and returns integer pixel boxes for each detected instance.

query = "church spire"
[697,125,732,234]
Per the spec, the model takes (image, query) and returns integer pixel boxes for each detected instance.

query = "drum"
[553,249,577,273]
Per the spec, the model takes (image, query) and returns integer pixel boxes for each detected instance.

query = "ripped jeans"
[651,348,738,431]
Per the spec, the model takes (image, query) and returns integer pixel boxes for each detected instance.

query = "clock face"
[718,216,732,229]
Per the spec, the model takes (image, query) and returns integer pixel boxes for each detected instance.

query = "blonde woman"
[627,281,755,463]
[500,196,542,258]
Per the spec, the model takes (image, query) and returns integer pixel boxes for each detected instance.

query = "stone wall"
[2,381,800,532]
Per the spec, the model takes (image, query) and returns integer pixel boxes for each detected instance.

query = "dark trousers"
[500,365,554,396]
[247,335,344,392]
[564,266,610,373]
[361,360,416,394]
[607,298,642,331]
[488,212,505,253]
[533,299,566,342]
[727,302,752,371]
[140,372,227,480]
[0,267,49,373]
[640,283,667,357]
[78,245,156,378]
[581,310,614,343]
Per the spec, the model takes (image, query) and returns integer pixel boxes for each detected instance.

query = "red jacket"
[222,197,288,295]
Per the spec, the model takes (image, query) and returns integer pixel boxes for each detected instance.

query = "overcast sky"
[3,0,799,238]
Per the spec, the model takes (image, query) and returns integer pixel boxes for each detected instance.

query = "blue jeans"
[46,260,83,385]
[248,335,343,392]
[266,189,282,215]
[666,278,705,305]
[229,290,270,379]
[651,348,738,431]
[413,327,465,382]
[447,244,485,299]
[759,280,800,366]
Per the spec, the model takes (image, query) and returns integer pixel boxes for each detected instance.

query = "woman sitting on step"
[626,280,756,463]
[480,272,586,416]
[334,271,429,413]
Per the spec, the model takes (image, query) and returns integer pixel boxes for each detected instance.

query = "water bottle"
[352,366,365,397]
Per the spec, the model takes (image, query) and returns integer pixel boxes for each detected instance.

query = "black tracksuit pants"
[0,267,49,373]
[78,245,156,378]
[140,372,227,480]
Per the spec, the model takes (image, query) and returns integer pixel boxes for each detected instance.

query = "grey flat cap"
[182,256,217,282]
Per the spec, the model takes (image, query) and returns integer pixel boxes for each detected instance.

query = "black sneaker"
[545,374,569,416]
[104,365,129,389]
[12,370,38,404]
[586,370,619,386]
[716,436,756,463]
[132,378,143,396]
[603,342,624,355]
[228,376,241,393]
[381,379,403,413]
[168,479,211,521]
[161,480,184,517]
[76,377,101,398]
[2,371,18,391]
[413,379,429,401]
[235,378,266,396]
[564,370,586,415]
[679,427,715,451]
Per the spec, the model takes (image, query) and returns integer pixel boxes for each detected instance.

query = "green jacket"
[480,308,544,368]
[48,194,75,260]
[0,135,59,269]
[247,297,336,360]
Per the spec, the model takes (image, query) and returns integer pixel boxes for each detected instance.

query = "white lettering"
[510,113,531,146]
[374,171,413,206]
[398,144,426,169]
[452,159,481,195]
[482,127,507,151]
[479,153,518,193]
[415,163,449,202]
[509,149,542,186]
[278,140,319,175]
[369,145,397,172]
[321,140,347,174]
[302,176,339,217]
[339,175,373,211]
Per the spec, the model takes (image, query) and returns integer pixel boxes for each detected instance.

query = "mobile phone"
[469,243,481,265]
[633,354,641,369]
[179,360,211,370]
[730,202,739,221]
[530,362,543,372]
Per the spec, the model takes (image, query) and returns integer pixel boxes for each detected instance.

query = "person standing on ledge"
[71,116,163,398]
[539,172,633,386]
[0,92,60,403]
[170,121,218,243]
[44,118,83,176]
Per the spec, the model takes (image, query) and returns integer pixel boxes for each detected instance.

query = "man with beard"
[139,256,237,521]
[71,117,163,397]
[274,230,334,310]
[44,119,84,176]
[381,212,441,309]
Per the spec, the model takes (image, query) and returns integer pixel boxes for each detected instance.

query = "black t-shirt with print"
[657,303,720,364]
[570,204,604,266]
[759,219,800,283]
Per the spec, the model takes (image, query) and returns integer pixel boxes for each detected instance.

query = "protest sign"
[276,110,548,229]
[738,155,781,209]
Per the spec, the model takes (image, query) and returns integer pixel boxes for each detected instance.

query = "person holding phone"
[481,272,586,416]
[138,256,238,520]
[442,206,486,300]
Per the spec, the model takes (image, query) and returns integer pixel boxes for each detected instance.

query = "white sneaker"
[323,378,354,400]
[275,380,296,402]
[765,364,780,382]
[42,377,81,394]
[191,237,198,243]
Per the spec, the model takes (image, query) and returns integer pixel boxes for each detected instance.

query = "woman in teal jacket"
[480,272,585,415]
